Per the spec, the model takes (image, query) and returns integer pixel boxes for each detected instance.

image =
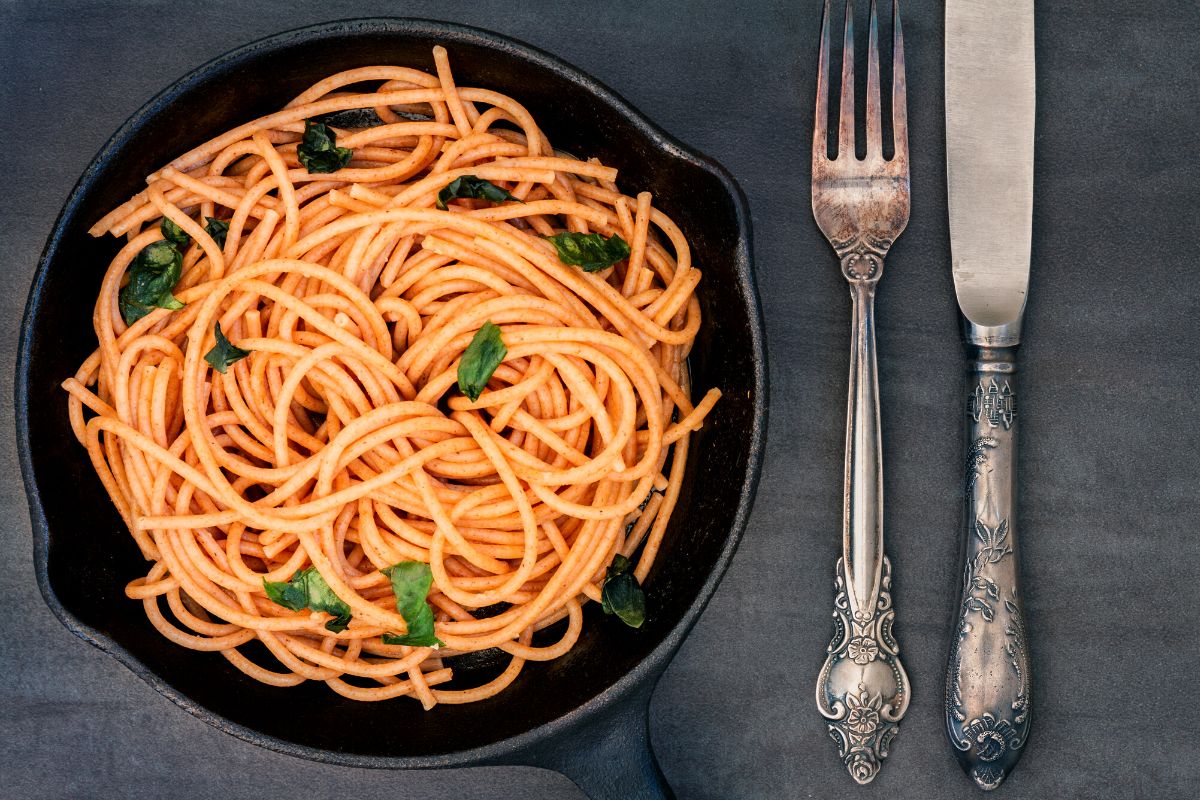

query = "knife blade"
[946,0,1035,344]
[943,0,1036,791]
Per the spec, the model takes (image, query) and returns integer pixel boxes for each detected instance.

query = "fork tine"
[865,0,882,157]
[891,0,908,163]
[813,0,831,163]
[838,0,855,159]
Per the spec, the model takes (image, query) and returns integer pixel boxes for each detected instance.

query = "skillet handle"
[507,682,674,800]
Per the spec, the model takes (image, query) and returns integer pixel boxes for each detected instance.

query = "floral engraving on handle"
[965,436,998,490]
[948,392,1031,789]
[818,557,909,785]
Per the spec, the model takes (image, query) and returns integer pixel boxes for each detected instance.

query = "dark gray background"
[3,1,1197,798]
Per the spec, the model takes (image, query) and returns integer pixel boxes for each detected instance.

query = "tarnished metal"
[944,0,1036,790]
[811,0,911,785]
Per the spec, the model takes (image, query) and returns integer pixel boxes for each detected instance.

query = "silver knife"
[944,0,1035,791]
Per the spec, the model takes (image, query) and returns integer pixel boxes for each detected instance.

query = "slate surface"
[2,1,1198,798]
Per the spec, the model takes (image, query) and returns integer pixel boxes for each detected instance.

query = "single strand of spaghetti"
[339,121,459,148]
[634,426,691,583]
[252,130,301,252]
[433,46,475,136]
[376,297,422,348]
[325,668,453,703]
[621,492,666,558]
[463,198,607,227]
[222,647,308,687]
[285,66,440,107]
[621,192,654,296]
[489,155,617,183]
[497,597,584,661]
[660,387,721,445]
[149,361,177,447]
[207,138,262,178]
[453,88,541,153]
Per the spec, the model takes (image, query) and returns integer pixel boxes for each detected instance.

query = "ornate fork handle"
[815,249,911,785]
[945,344,1032,790]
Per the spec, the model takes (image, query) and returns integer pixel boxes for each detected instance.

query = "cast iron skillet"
[16,19,766,800]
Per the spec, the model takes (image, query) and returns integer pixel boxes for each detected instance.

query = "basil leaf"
[118,290,153,325]
[160,216,191,248]
[546,232,631,273]
[601,553,645,628]
[204,321,251,374]
[381,561,444,648]
[119,240,185,325]
[204,217,229,248]
[297,120,353,173]
[456,321,506,402]
[436,175,522,210]
[263,567,352,633]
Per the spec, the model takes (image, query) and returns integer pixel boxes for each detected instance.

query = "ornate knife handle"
[945,344,1032,790]
[816,260,910,785]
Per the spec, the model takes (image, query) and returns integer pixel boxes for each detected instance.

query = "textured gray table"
[3,1,1198,798]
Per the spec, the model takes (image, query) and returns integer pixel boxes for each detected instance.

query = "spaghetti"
[64,46,718,707]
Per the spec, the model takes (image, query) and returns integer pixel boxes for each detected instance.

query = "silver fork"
[811,0,912,785]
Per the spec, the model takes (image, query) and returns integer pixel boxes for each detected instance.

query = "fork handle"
[816,268,910,785]
[945,343,1031,790]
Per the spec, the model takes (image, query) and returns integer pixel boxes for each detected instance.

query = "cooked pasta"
[63,46,718,706]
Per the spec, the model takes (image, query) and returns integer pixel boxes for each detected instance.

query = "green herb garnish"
[601,554,645,628]
[204,217,229,248]
[381,562,443,648]
[456,321,506,402]
[160,216,191,248]
[436,175,522,210]
[297,120,353,173]
[118,240,185,325]
[263,567,352,633]
[203,321,251,374]
[545,232,631,273]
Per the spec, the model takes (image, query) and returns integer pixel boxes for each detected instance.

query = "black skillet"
[15,19,766,800]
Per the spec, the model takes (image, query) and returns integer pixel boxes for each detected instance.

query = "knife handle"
[945,344,1031,790]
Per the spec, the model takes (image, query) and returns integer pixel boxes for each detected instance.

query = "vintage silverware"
[812,0,911,784]
[943,0,1036,790]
